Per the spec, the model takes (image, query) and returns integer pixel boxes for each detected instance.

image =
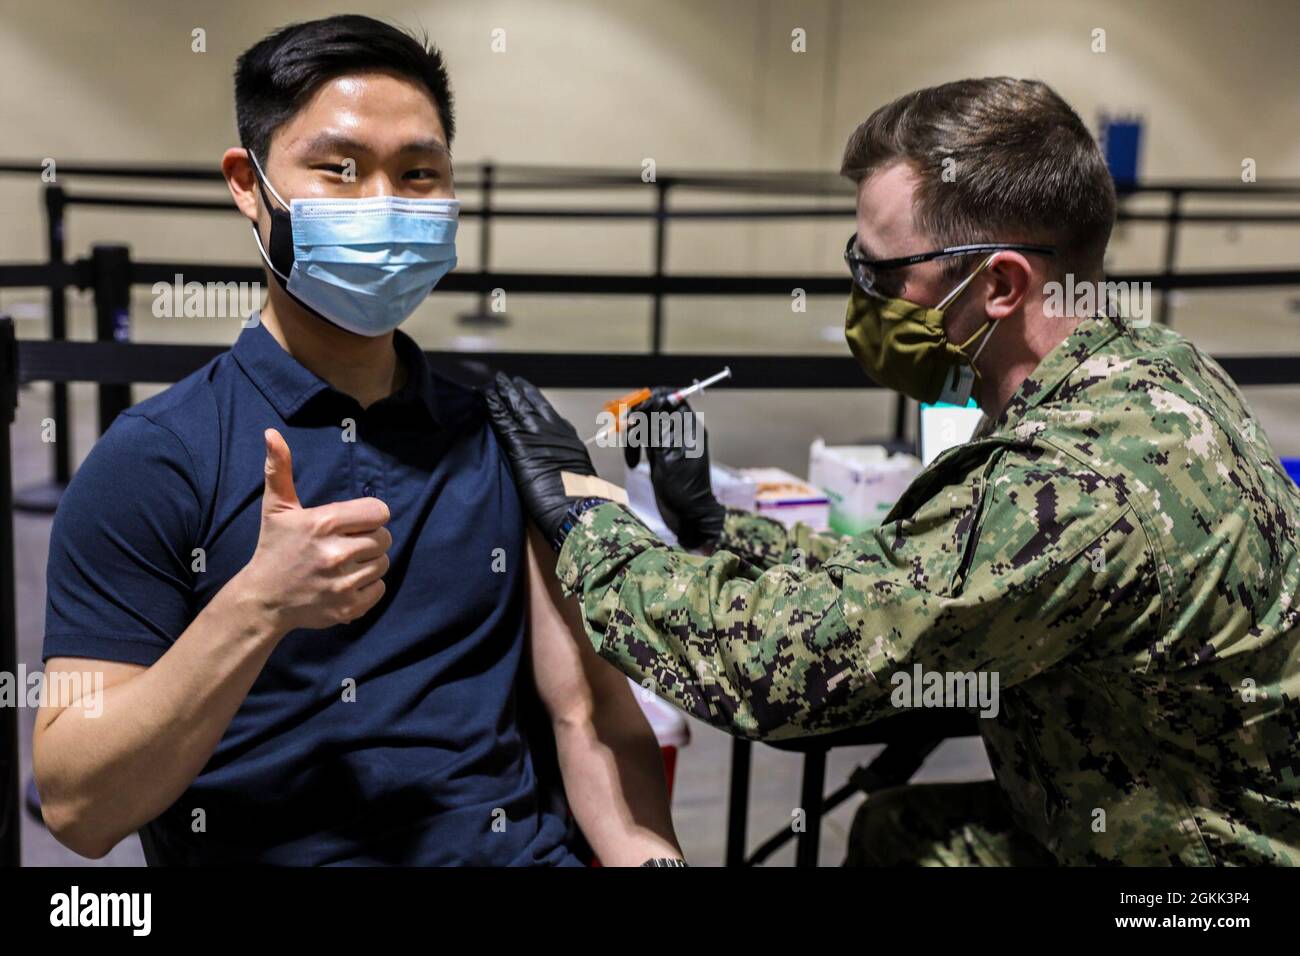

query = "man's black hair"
[235,14,455,163]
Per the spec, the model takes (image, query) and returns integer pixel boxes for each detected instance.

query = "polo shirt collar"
[231,316,441,424]
[390,327,443,425]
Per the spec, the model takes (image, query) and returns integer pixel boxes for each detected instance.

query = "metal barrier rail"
[6,158,1300,191]
[6,259,1300,293]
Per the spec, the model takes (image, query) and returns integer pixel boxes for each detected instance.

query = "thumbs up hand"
[238,428,393,633]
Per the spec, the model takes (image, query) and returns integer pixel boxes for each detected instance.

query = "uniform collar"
[231,316,441,424]
[990,312,1127,434]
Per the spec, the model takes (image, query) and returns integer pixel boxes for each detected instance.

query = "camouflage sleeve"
[717,508,847,571]
[554,445,1157,741]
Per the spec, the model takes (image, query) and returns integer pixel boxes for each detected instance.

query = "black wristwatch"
[550,496,609,552]
[639,857,688,867]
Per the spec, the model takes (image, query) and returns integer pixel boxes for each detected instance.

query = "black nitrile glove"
[623,386,674,471]
[483,372,597,542]
[640,392,726,549]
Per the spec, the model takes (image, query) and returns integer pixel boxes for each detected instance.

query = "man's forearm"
[33,569,285,858]
[554,687,683,866]
[523,523,683,865]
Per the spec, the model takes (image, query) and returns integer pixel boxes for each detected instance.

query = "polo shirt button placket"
[358,411,381,500]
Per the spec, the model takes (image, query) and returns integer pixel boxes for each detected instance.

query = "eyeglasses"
[844,233,1057,300]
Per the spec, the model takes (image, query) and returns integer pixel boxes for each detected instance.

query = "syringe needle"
[669,366,732,404]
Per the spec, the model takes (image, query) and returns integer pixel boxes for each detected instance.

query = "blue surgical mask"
[248,151,459,337]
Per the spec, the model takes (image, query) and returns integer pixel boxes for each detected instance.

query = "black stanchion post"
[13,185,70,514]
[0,314,21,866]
[725,737,751,866]
[45,185,71,487]
[892,394,908,444]
[91,244,133,435]
[651,177,670,354]
[456,162,504,327]
[478,162,494,317]
[1158,188,1183,327]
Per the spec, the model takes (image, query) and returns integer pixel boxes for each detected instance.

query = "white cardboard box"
[807,439,921,535]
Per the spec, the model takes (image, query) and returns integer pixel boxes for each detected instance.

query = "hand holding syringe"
[585,366,732,446]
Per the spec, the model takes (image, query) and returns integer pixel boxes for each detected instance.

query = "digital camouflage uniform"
[555,312,1300,865]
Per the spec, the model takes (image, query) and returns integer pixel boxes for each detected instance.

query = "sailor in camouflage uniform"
[485,78,1300,865]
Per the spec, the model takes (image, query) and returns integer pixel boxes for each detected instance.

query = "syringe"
[585,366,732,445]
[664,366,733,406]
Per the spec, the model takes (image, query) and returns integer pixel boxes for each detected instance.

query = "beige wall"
[1,0,1297,466]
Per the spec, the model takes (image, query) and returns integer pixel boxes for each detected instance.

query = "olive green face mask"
[844,252,999,405]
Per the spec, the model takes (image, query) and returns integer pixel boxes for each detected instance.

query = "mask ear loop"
[965,309,1000,366]
[245,150,292,284]
[247,150,291,211]
[938,252,1001,402]
[944,252,1005,356]
[937,251,998,311]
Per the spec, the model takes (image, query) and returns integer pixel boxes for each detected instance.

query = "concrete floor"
[7,286,1299,866]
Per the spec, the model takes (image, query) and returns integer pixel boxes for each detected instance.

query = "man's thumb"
[262,428,299,512]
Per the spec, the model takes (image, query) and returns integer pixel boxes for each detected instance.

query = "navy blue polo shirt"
[43,318,581,866]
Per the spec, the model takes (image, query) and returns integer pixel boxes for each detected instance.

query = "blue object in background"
[1283,458,1300,488]
[26,776,43,824]
[1099,113,1143,186]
